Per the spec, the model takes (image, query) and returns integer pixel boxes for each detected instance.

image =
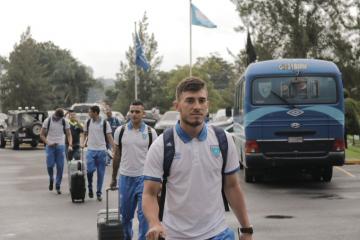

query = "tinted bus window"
[252,76,337,105]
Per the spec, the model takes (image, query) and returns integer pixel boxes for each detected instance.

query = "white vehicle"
[70,103,108,125]
[154,111,179,135]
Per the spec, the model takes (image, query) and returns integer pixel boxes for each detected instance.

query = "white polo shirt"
[85,117,112,151]
[42,116,70,145]
[143,123,240,240]
[114,121,157,177]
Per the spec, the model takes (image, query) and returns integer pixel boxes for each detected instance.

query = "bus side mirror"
[225,107,232,117]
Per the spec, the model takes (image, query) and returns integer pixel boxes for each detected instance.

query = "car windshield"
[252,76,337,105]
[21,113,45,125]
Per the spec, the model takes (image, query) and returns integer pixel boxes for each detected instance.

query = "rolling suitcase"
[97,187,124,240]
[68,148,86,203]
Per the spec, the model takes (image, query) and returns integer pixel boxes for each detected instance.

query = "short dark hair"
[131,100,144,107]
[90,105,100,114]
[176,77,207,100]
[54,108,64,118]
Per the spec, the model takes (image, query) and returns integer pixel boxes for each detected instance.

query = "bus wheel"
[244,168,254,183]
[322,166,333,182]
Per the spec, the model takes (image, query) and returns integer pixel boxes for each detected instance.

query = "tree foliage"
[111,13,163,114]
[231,0,360,101]
[0,27,94,111]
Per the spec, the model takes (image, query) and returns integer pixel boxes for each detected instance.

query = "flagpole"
[189,0,192,77]
[134,22,138,100]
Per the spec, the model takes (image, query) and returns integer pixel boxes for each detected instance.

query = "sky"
[0,0,246,79]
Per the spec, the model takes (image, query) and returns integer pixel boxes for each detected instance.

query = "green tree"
[232,0,355,59]
[0,27,49,111]
[111,13,163,114]
[231,0,360,100]
[37,42,94,108]
[0,27,95,111]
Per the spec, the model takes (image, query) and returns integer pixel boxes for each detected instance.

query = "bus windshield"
[252,76,337,105]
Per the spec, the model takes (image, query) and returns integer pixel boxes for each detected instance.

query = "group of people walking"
[39,76,253,240]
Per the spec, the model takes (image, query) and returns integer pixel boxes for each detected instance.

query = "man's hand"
[110,178,117,189]
[68,145,73,152]
[146,223,166,240]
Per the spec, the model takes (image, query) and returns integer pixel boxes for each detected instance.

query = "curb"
[345,159,360,165]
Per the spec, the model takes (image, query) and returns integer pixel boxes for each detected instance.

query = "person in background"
[40,108,72,195]
[110,100,158,240]
[106,109,121,165]
[83,105,114,201]
[66,110,83,160]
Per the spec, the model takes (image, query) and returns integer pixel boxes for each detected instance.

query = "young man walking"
[40,108,73,195]
[83,105,113,201]
[110,100,157,240]
[142,77,253,240]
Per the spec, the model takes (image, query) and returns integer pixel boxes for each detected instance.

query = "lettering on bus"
[278,63,308,71]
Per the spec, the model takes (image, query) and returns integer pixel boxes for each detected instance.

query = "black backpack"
[158,125,230,221]
[86,119,108,144]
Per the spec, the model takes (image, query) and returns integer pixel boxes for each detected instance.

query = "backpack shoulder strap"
[118,125,125,150]
[103,119,108,144]
[62,118,66,134]
[212,125,230,212]
[147,126,153,149]
[46,117,51,136]
[159,127,175,221]
[86,119,90,135]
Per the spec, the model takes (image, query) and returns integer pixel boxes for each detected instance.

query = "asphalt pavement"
[1,146,360,240]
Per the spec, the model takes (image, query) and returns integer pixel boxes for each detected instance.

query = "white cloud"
[0,0,246,78]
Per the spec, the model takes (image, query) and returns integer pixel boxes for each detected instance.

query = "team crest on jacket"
[142,133,147,139]
[210,145,221,158]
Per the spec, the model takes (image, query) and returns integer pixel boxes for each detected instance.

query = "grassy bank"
[346,135,360,160]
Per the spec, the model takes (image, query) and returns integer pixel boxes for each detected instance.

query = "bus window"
[252,76,337,105]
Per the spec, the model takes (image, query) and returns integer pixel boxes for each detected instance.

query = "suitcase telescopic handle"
[105,187,119,222]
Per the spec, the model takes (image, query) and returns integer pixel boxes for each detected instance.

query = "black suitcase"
[97,187,124,240]
[70,170,86,203]
[68,149,86,203]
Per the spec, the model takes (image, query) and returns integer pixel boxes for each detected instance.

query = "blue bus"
[232,59,345,182]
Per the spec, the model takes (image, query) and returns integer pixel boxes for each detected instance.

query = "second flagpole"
[189,0,192,77]
[134,22,138,100]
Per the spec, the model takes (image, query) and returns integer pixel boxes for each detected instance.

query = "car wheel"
[0,133,6,148]
[322,166,333,182]
[32,123,42,136]
[11,134,20,150]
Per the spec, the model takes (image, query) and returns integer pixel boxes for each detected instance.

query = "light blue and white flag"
[191,3,217,28]
[135,32,150,71]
